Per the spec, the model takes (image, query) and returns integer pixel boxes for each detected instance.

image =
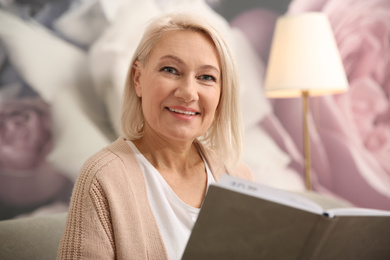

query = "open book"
[182,174,390,260]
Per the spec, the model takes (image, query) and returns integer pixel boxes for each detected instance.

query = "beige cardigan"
[57,137,253,259]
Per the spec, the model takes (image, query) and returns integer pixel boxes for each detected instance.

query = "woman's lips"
[166,106,200,116]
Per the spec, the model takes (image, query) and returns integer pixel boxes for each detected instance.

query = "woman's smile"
[166,106,200,120]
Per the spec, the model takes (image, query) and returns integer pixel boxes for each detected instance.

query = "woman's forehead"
[148,30,221,68]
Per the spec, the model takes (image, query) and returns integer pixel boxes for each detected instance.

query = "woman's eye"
[161,66,178,74]
[199,75,216,82]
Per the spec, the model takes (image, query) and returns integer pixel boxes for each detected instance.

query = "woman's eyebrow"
[159,55,184,65]
[199,65,220,75]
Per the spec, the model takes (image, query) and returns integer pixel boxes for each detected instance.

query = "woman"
[57,12,253,259]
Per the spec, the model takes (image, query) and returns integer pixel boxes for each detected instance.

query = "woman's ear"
[133,61,142,97]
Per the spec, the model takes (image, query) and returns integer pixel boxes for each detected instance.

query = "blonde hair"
[121,12,244,170]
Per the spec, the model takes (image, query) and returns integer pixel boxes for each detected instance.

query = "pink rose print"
[280,0,390,209]
[0,98,71,211]
[0,98,52,170]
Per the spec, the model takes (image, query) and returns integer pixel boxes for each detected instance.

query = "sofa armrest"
[0,213,67,260]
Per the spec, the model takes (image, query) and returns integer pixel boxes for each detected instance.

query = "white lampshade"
[264,12,349,98]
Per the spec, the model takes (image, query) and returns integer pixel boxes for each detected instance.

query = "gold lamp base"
[302,91,312,190]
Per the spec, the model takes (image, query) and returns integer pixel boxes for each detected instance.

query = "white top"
[126,140,215,260]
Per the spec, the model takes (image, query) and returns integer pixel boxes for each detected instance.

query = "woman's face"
[134,30,221,143]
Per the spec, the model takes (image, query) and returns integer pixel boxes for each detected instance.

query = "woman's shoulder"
[82,138,127,168]
[70,137,145,201]
[78,137,138,181]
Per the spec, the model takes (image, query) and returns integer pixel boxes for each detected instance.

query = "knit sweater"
[57,137,253,260]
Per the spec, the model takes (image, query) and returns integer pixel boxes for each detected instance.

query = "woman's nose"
[174,77,199,103]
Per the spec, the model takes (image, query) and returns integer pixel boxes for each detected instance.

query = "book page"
[217,174,324,215]
[325,207,390,218]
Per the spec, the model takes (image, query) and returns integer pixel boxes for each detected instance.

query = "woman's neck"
[132,127,207,208]
[132,133,201,175]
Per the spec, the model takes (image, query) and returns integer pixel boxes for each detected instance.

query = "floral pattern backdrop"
[0,0,389,220]
[230,0,390,210]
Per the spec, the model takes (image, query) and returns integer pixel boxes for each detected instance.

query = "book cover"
[182,175,390,260]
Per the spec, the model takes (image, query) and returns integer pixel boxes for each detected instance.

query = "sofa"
[0,213,67,260]
[0,190,351,260]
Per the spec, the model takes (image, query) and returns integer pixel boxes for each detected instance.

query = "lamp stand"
[302,91,312,190]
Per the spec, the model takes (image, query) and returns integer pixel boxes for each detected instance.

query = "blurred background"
[0,0,389,220]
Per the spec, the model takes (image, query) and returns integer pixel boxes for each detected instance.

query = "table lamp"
[264,12,349,190]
